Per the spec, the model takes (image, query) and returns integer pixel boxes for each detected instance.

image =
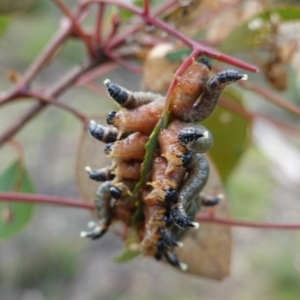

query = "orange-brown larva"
[107,96,165,135]
[81,59,247,270]
[105,132,148,161]
[169,58,211,120]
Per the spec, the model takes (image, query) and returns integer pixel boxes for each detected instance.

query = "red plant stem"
[0,192,94,210]
[81,0,142,15]
[152,0,178,16]
[147,16,258,72]
[143,0,150,15]
[0,60,97,146]
[75,61,118,85]
[220,97,300,136]
[104,51,142,73]
[83,0,258,72]
[80,82,107,96]
[52,0,96,58]
[102,1,177,50]
[1,192,300,230]
[1,93,88,124]
[196,213,300,230]
[93,3,105,48]
[240,81,300,117]
[163,49,200,116]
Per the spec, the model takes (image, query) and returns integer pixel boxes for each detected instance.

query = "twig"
[220,97,300,136]
[240,81,300,117]
[196,213,300,230]
[1,192,300,230]
[52,0,96,58]
[0,60,98,146]
[0,192,94,210]
[93,3,105,48]
[83,0,258,72]
[19,92,88,124]
[75,61,118,85]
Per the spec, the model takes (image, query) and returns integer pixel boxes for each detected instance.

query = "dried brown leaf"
[142,43,181,93]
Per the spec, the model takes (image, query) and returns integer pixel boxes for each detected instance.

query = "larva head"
[210,69,248,89]
[198,57,211,71]
[178,126,213,153]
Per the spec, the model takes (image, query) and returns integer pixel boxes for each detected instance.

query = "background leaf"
[0,15,9,37]
[0,0,39,14]
[202,88,251,182]
[0,161,35,239]
[219,7,300,53]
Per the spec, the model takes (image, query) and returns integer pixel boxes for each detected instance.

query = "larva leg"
[188,70,248,122]
[155,233,187,271]
[170,153,209,229]
[105,132,148,161]
[163,251,187,271]
[106,97,165,135]
[201,193,223,206]
[88,120,118,143]
[85,166,115,182]
[109,180,136,200]
[104,79,162,109]
[112,160,141,181]
[80,181,112,239]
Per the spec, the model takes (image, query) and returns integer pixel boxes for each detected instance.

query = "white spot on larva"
[180,263,188,271]
[177,241,184,248]
[80,231,88,238]
[103,78,111,85]
[203,130,210,139]
[85,166,92,173]
[241,74,248,80]
[192,222,200,229]
[87,221,97,228]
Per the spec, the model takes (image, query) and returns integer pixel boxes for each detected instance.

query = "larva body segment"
[170,153,209,229]
[158,120,190,172]
[80,181,113,240]
[112,160,141,181]
[105,132,148,160]
[107,96,165,135]
[141,156,168,255]
[169,59,210,121]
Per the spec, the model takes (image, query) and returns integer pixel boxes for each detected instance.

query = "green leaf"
[201,88,251,182]
[0,161,35,239]
[219,7,300,54]
[0,15,10,37]
[0,0,39,14]
[119,0,143,22]
[114,249,140,263]
[165,48,192,62]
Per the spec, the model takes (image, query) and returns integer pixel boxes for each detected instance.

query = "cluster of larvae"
[81,58,247,270]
